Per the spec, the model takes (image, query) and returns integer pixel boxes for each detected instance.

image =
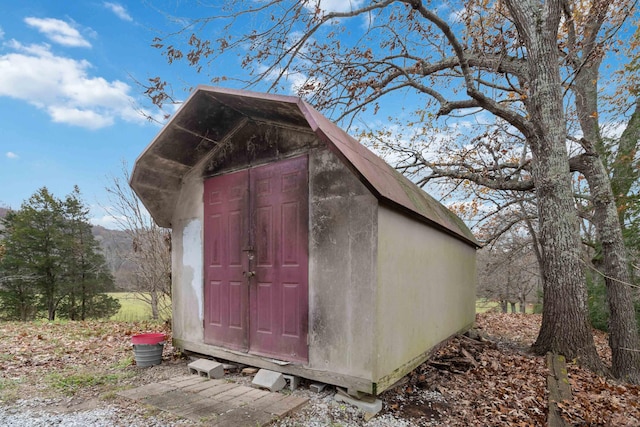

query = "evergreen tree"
[58,187,120,320]
[0,211,38,320]
[0,187,119,320]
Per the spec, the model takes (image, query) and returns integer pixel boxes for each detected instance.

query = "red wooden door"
[203,170,249,351]
[203,156,309,362]
[249,156,309,362]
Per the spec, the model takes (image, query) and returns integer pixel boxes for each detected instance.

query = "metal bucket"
[133,343,164,367]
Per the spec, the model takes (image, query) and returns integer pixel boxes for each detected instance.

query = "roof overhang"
[131,86,478,248]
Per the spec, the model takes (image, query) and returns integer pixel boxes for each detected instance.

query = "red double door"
[203,156,309,362]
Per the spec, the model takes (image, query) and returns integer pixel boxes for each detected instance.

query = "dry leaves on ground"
[380,312,638,426]
[0,319,182,402]
[1,313,639,426]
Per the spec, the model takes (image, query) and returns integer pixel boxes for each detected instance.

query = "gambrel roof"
[131,86,478,247]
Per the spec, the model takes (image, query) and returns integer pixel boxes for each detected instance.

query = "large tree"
[0,187,118,320]
[147,0,640,378]
[58,187,119,320]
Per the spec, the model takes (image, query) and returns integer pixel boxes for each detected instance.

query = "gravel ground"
[0,397,194,427]
[0,370,431,427]
[0,390,417,427]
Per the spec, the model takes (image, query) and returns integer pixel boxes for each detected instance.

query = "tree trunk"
[576,153,640,383]
[520,300,527,314]
[570,43,640,382]
[505,0,602,371]
[150,289,159,320]
[510,302,517,314]
[500,300,508,313]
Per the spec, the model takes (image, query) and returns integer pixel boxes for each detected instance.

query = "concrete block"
[309,383,326,393]
[334,392,382,415]
[282,374,300,391]
[188,358,224,379]
[251,369,286,392]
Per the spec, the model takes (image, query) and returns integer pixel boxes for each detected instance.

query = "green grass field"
[109,294,531,321]
[475,299,535,314]
[108,292,171,322]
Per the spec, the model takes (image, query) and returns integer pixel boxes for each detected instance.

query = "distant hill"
[91,225,136,291]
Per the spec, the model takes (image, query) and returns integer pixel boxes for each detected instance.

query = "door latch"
[243,271,256,278]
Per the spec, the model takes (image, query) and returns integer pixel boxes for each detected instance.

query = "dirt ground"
[0,313,638,426]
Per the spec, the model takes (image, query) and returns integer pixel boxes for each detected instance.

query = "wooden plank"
[198,381,240,398]
[169,376,209,389]
[252,392,289,410]
[233,388,271,407]
[170,395,214,418]
[143,390,195,411]
[185,400,234,422]
[546,353,571,427]
[159,375,199,386]
[182,378,227,393]
[551,354,572,400]
[211,385,254,403]
[263,395,309,417]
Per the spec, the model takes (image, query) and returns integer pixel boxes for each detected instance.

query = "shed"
[131,86,477,395]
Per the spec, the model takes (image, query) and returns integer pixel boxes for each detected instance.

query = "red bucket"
[131,333,166,345]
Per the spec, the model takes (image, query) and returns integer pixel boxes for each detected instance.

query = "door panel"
[203,170,249,351]
[249,156,309,361]
[203,156,309,362]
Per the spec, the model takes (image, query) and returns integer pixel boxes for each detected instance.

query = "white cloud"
[303,0,365,14]
[258,64,323,97]
[24,17,91,48]
[6,152,19,159]
[0,41,147,129]
[90,213,124,228]
[48,106,114,129]
[103,2,133,22]
[361,10,375,29]
[448,8,466,23]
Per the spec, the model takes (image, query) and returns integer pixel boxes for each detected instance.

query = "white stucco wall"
[374,206,476,388]
[171,175,204,343]
[307,148,378,381]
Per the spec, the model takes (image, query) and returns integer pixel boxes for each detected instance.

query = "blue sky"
[0,0,387,228]
[0,1,391,228]
[4,1,628,231]
[0,1,207,226]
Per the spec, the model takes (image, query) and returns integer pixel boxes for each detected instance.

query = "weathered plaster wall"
[171,174,205,343]
[374,206,476,387]
[308,148,378,381]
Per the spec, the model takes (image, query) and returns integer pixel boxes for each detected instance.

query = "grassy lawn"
[476,299,536,314]
[111,295,531,320]
[108,292,171,322]
[476,299,499,313]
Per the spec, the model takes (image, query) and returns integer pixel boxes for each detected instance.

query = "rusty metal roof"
[131,86,478,247]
